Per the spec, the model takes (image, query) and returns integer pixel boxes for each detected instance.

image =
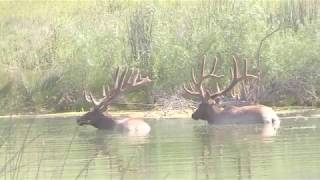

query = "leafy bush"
[0,0,319,114]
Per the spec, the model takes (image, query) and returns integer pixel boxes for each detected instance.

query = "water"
[0,110,320,180]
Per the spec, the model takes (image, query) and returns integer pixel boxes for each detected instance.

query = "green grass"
[0,0,319,114]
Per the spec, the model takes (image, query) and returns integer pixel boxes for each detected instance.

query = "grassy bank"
[0,109,193,119]
[0,0,319,114]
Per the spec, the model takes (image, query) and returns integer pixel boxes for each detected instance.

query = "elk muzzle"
[191,111,200,120]
[77,116,91,126]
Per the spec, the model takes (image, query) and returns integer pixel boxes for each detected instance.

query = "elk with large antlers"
[184,56,280,130]
[77,67,152,135]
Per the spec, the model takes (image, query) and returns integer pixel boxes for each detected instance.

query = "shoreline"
[0,109,193,119]
[0,106,318,120]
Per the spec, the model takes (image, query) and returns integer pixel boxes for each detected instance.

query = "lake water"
[0,109,320,180]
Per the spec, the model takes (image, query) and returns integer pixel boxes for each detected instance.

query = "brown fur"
[192,103,280,129]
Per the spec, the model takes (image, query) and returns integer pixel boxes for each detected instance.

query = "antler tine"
[117,67,152,93]
[189,82,197,92]
[125,69,134,85]
[89,92,101,105]
[183,83,200,96]
[210,56,257,100]
[133,69,140,85]
[138,73,142,81]
[126,68,135,85]
[230,88,236,98]
[244,58,258,78]
[191,68,198,84]
[244,58,247,76]
[232,56,239,79]
[84,91,92,103]
[187,82,199,93]
[132,69,152,88]
[118,67,128,91]
[200,55,206,77]
[102,85,106,97]
[216,82,221,92]
[183,55,224,101]
[209,56,224,78]
[209,56,215,74]
[114,67,120,89]
[83,66,151,112]
[84,90,101,106]
[230,67,234,79]
[191,68,197,85]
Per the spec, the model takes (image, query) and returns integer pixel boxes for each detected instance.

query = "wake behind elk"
[77,67,152,135]
[184,56,280,130]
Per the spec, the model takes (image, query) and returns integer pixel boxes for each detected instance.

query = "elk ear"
[208,99,216,105]
[214,97,221,105]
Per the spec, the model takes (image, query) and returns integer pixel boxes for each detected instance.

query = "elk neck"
[92,113,117,129]
[192,102,224,123]
[91,113,134,130]
[207,104,224,123]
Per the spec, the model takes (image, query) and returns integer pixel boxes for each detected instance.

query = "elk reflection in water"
[1,114,319,179]
[192,120,282,179]
[81,129,150,157]
[76,127,151,179]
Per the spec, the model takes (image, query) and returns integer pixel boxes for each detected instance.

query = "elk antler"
[184,55,257,103]
[209,56,257,100]
[84,67,152,111]
[183,55,223,101]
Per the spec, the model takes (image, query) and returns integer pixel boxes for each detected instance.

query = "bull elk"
[184,56,280,130]
[77,67,152,135]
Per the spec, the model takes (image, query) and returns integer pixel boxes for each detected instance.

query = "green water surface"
[0,110,320,180]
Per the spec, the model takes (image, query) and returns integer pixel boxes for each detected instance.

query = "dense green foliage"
[0,0,319,114]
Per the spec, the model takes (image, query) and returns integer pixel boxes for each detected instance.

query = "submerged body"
[192,104,280,129]
[77,110,150,136]
[115,118,151,136]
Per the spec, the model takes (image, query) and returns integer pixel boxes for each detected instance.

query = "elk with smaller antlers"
[77,67,152,135]
[184,56,280,130]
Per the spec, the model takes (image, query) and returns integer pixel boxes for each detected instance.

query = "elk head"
[77,67,152,129]
[183,56,257,121]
